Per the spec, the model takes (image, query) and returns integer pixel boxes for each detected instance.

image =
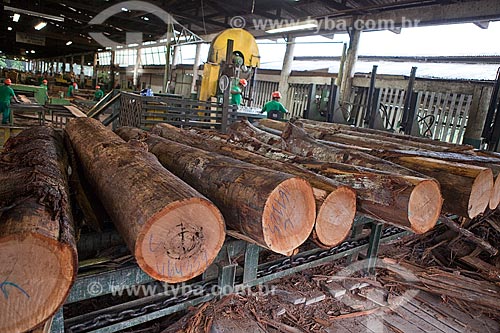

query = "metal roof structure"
[1,0,500,58]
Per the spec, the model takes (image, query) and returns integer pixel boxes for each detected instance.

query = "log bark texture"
[255,120,493,218]
[296,118,475,153]
[0,127,77,333]
[150,124,355,248]
[117,127,317,255]
[153,123,441,234]
[281,121,421,177]
[65,118,225,283]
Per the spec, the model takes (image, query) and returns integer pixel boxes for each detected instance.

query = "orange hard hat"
[96,85,100,89]
[4,78,11,85]
[272,91,282,98]
[43,79,48,84]
[239,78,248,87]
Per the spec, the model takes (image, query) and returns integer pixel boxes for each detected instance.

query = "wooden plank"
[373,309,428,333]
[435,93,450,141]
[400,301,461,333]
[428,92,440,139]
[64,106,87,118]
[442,93,458,142]
[449,94,466,143]
[457,95,473,144]
[392,303,449,333]
[415,292,499,333]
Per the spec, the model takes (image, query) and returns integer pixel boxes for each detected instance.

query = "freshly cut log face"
[65,118,225,282]
[0,127,77,333]
[396,157,493,219]
[151,123,356,248]
[118,127,317,255]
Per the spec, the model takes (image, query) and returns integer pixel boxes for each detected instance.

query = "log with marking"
[116,127,317,255]
[65,118,225,283]
[0,127,77,332]
[149,123,356,248]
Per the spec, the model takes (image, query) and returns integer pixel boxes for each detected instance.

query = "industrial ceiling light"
[12,13,20,22]
[31,50,35,53]
[4,6,64,22]
[142,16,149,21]
[34,21,47,30]
[66,41,73,46]
[7,27,13,31]
[121,7,128,12]
[265,20,318,34]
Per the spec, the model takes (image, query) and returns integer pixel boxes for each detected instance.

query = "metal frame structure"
[50,217,408,333]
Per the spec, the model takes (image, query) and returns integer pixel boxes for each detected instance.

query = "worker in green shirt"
[94,85,104,101]
[230,79,247,106]
[67,82,77,97]
[0,79,20,125]
[40,79,49,105]
[261,91,288,120]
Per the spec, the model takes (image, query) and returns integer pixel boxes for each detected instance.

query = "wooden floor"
[326,292,499,333]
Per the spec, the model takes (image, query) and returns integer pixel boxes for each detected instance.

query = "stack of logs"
[2,116,497,331]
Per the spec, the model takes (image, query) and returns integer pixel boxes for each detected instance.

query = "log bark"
[65,118,225,283]
[153,123,442,234]
[150,124,355,248]
[254,120,493,218]
[301,162,442,233]
[280,121,421,177]
[0,127,77,333]
[117,127,316,255]
[387,157,493,219]
[296,118,475,153]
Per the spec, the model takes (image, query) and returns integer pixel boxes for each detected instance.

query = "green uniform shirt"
[230,85,242,105]
[67,85,74,97]
[262,100,287,114]
[0,85,15,105]
[94,89,104,100]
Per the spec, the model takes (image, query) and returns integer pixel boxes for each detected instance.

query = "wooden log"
[150,124,355,248]
[281,121,421,177]
[296,118,475,153]
[259,118,446,152]
[0,127,77,333]
[255,120,494,218]
[65,118,225,282]
[390,157,493,219]
[153,124,441,234]
[301,162,442,233]
[117,127,316,255]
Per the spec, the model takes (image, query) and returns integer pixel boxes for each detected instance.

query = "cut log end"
[489,175,500,210]
[136,198,225,283]
[469,169,494,219]
[315,186,356,247]
[408,180,442,234]
[262,177,316,255]
[0,234,76,333]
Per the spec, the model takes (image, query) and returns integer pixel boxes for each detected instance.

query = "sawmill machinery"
[199,28,260,106]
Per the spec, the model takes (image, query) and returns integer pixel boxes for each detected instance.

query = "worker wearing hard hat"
[230,78,247,106]
[67,82,77,97]
[94,85,104,101]
[261,91,288,120]
[40,79,49,104]
[0,79,20,124]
